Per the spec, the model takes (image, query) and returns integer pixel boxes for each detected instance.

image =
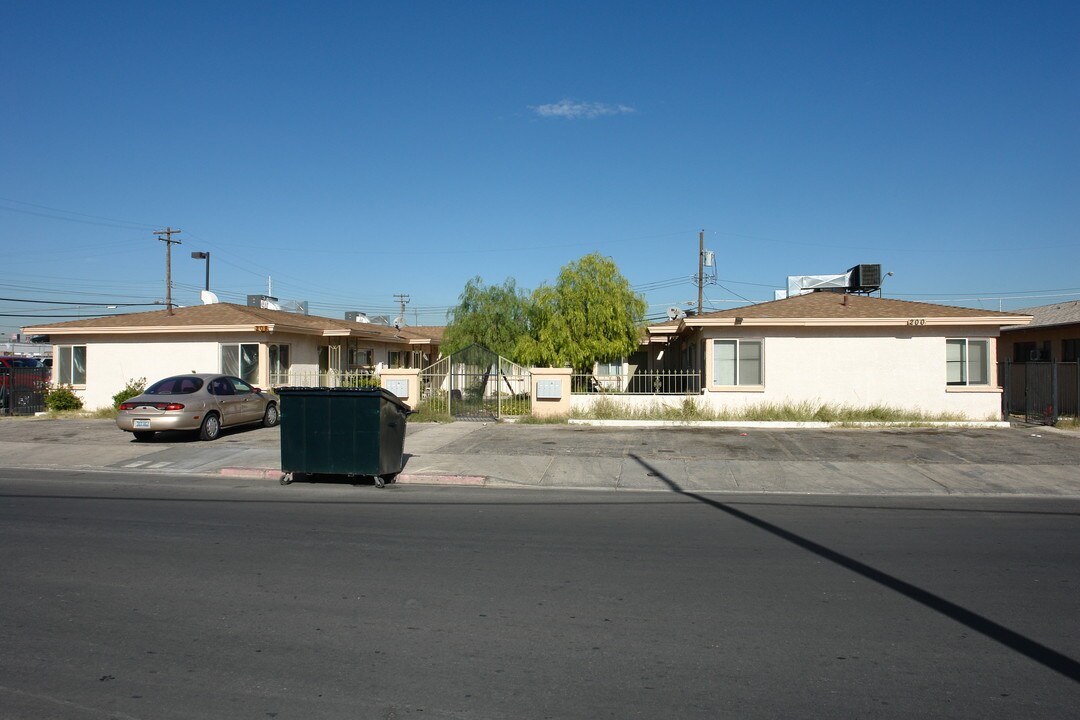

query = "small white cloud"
[530,99,636,120]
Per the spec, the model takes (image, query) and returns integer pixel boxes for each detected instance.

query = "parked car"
[116,373,279,441]
[0,356,46,369]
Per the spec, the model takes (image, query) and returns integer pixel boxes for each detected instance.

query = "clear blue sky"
[2,0,1078,340]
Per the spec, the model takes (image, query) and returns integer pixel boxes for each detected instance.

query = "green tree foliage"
[443,277,531,358]
[517,253,647,372]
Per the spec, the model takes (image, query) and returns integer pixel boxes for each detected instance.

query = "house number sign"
[255,325,269,332]
[906,318,926,326]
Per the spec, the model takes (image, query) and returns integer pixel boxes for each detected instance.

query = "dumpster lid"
[275,385,411,411]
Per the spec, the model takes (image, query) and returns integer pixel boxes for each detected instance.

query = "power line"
[0,197,159,230]
[0,297,159,306]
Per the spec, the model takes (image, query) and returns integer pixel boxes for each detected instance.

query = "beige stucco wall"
[52,332,324,410]
[530,367,572,418]
[573,326,1005,420]
[698,326,1002,418]
[380,368,420,408]
[54,330,433,410]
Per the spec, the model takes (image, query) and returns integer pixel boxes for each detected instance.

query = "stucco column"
[380,368,421,408]
[530,367,572,418]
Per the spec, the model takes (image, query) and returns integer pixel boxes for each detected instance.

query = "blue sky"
[2,0,1078,340]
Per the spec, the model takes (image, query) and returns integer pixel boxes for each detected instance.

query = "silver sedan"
[116,374,279,441]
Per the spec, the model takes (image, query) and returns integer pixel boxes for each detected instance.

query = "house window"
[1014,341,1050,362]
[596,360,623,377]
[712,339,762,386]
[389,350,425,369]
[56,345,87,385]
[221,343,259,384]
[348,346,373,368]
[268,344,290,385]
[1064,339,1080,363]
[946,339,989,386]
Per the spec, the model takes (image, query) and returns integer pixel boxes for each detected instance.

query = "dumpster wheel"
[280,473,293,486]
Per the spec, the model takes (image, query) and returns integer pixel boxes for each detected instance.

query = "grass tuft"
[572,399,972,423]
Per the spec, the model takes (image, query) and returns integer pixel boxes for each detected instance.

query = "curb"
[220,467,283,479]
[218,467,487,486]
[396,474,486,486]
[568,419,1013,429]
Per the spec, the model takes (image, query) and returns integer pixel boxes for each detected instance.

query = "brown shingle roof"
[23,303,443,343]
[647,292,1030,331]
[1007,299,1080,330]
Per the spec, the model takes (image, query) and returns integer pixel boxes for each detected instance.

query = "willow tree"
[442,276,531,359]
[516,253,647,372]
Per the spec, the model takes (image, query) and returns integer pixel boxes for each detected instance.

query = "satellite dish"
[200,290,219,305]
[666,306,687,321]
[392,316,405,329]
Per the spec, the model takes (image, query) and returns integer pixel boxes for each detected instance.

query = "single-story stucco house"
[23,303,443,410]
[626,292,1032,418]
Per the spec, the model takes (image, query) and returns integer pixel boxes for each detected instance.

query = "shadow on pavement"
[628,453,1080,685]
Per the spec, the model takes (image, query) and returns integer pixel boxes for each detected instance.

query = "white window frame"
[221,343,260,385]
[946,338,990,386]
[56,345,87,386]
[268,343,291,386]
[596,360,624,377]
[712,339,764,387]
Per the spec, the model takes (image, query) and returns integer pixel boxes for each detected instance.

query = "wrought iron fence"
[0,367,50,415]
[999,361,1080,425]
[416,345,531,419]
[269,369,378,389]
[571,370,702,395]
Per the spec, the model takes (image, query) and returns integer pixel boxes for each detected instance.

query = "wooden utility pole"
[154,227,182,315]
[394,293,410,323]
[697,229,704,314]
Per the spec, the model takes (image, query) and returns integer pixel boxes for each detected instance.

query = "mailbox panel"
[536,379,562,399]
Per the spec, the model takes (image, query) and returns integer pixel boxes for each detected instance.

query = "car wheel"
[262,403,279,428]
[199,413,221,441]
[133,431,155,442]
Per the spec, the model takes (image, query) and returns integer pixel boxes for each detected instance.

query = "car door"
[208,376,243,426]
[228,377,263,424]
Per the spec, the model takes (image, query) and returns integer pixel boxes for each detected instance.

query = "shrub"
[341,374,381,389]
[112,377,146,408]
[45,385,84,411]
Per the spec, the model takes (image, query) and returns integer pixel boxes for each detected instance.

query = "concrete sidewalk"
[1,417,1078,496]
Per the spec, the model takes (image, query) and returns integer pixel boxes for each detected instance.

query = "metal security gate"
[1000,361,1080,425]
[417,345,530,421]
[0,367,50,416]
[1025,362,1056,425]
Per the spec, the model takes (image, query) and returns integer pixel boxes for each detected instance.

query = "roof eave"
[684,316,1032,328]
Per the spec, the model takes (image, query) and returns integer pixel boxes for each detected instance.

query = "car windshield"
[145,376,204,395]
[4,358,43,368]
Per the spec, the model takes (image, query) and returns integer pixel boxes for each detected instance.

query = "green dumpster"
[276,386,411,486]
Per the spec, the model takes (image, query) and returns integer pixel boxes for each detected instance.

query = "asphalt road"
[2,469,1079,719]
